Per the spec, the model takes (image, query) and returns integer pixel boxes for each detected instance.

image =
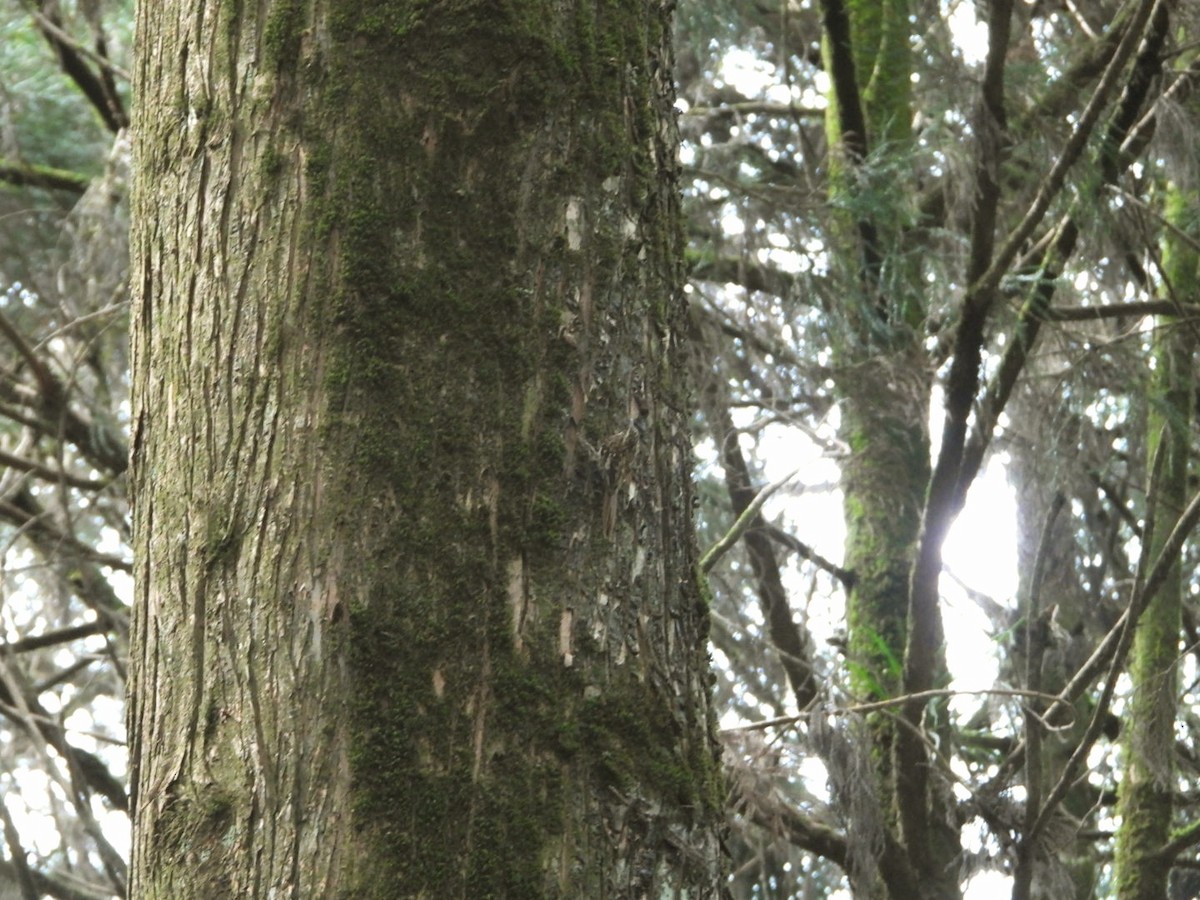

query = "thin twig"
[721,687,1073,733]
[700,468,800,574]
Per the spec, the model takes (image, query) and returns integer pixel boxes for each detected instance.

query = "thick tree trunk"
[128,2,725,896]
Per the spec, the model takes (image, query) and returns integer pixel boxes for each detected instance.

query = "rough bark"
[129,1,725,896]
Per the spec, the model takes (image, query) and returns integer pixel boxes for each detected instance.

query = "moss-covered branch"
[0,159,89,194]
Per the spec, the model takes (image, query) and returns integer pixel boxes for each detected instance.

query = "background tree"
[1113,173,1197,898]
[0,0,130,896]
[678,0,1200,897]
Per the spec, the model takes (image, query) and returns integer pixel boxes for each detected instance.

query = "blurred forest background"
[0,0,1198,897]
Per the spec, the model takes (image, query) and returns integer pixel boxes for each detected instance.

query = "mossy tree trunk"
[821,0,929,721]
[820,0,958,896]
[128,1,725,896]
[1113,184,1196,900]
[818,0,1038,894]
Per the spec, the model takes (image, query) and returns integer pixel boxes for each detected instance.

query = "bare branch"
[701,468,799,574]
[684,101,824,120]
[981,0,1160,294]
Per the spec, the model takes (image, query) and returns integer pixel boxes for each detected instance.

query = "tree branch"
[1158,818,1200,862]
[0,159,89,194]
[1046,297,1184,321]
[763,524,854,588]
[1021,478,1200,848]
[701,468,799,574]
[0,621,109,655]
[31,4,127,133]
[980,0,1159,294]
[693,324,819,709]
[684,101,824,121]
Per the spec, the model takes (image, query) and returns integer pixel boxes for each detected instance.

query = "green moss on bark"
[1113,184,1196,900]
[296,1,720,895]
[132,0,719,893]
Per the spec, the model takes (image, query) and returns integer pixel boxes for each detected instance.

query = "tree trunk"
[819,0,959,895]
[128,2,725,896]
[1005,387,1107,900]
[1113,183,1196,900]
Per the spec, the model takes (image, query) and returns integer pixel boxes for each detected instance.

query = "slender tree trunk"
[128,2,726,896]
[819,0,960,896]
[821,0,929,724]
[1113,183,1196,900]
[1006,390,1106,900]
